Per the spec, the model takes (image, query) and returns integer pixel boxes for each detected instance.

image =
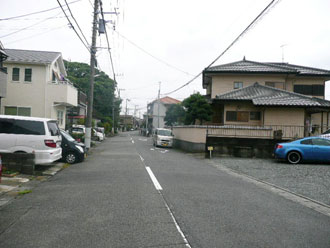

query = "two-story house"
[203,58,330,136]
[147,96,181,131]
[0,42,8,110]
[2,49,78,129]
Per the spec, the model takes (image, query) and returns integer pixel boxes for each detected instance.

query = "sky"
[1,0,330,117]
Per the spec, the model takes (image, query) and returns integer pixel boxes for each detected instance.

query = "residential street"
[1,132,330,248]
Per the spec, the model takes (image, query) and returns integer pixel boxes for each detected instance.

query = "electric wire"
[162,0,281,96]
[114,30,194,77]
[0,0,81,21]
[99,0,116,83]
[4,25,67,45]
[0,11,63,39]
[64,0,90,46]
[56,0,91,53]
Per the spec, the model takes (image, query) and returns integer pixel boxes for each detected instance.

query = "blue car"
[274,137,330,164]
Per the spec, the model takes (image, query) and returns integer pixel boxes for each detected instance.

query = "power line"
[56,0,90,53]
[64,0,90,46]
[4,25,67,45]
[0,11,63,39]
[162,0,281,96]
[0,0,81,21]
[115,30,195,77]
[99,0,116,82]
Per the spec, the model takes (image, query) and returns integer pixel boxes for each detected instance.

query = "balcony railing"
[205,124,330,140]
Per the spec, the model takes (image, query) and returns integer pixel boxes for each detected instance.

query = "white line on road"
[145,167,163,190]
[132,140,135,144]
[139,154,191,247]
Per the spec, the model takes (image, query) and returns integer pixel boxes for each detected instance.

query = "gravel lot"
[212,157,330,206]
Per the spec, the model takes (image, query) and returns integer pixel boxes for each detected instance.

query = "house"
[2,49,78,129]
[147,96,181,131]
[171,58,330,157]
[0,42,8,109]
[119,115,134,131]
[203,58,330,132]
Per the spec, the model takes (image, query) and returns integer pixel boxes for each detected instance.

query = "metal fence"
[206,124,330,140]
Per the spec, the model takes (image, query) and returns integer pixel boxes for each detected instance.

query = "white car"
[0,115,62,164]
[93,129,104,141]
[153,128,173,148]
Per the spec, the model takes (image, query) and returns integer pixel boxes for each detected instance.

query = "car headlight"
[75,145,84,153]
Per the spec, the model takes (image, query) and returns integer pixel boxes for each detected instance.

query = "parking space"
[212,157,330,206]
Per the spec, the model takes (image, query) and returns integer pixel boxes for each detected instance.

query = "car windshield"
[61,130,75,142]
[158,129,172,136]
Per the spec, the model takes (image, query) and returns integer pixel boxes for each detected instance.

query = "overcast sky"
[1,0,330,116]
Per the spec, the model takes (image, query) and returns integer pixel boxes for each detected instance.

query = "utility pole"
[85,0,99,150]
[125,98,130,131]
[146,101,149,136]
[157,81,161,128]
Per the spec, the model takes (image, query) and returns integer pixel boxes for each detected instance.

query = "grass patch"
[18,190,32,195]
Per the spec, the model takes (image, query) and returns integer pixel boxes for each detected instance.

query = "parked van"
[0,115,62,164]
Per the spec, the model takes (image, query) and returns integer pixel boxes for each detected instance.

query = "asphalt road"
[0,131,330,247]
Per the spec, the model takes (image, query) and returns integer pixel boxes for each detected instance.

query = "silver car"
[153,128,173,147]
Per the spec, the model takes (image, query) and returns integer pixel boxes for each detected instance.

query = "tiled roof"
[215,83,330,107]
[160,96,181,104]
[4,49,61,64]
[205,59,330,76]
[150,96,181,105]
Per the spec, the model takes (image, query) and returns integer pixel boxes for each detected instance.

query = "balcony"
[47,80,78,107]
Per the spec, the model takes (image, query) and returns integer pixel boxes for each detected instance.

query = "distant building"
[147,96,181,131]
[2,49,78,129]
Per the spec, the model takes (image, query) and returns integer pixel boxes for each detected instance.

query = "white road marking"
[138,138,148,142]
[145,167,163,190]
[150,148,155,151]
[132,140,135,144]
[162,199,192,248]
[139,153,191,247]
[161,150,169,153]
[210,161,330,217]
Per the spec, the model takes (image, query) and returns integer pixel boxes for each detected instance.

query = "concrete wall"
[172,126,207,153]
[206,136,284,158]
[0,153,35,175]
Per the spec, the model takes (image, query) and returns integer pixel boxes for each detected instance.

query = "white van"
[0,115,62,164]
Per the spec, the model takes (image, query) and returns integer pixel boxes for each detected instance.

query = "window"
[312,138,330,146]
[4,106,31,116]
[47,121,60,136]
[250,111,261,121]
[1,67,7,73]
[12,67,20,81]
[57,110,64,125]
[24,68,32,82]
[293,84,324,96]
[226,111,249,122]
[265,82,275,87]
[234,82,243,89]
[0,118,44,135]
[52,71,56,82]
[226,111,237,121]
[301,139,313,145]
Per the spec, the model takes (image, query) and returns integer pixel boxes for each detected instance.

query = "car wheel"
[287,151,301,164]
[65,152,77,164]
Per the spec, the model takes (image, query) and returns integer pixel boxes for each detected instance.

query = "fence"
[206,124,330,140]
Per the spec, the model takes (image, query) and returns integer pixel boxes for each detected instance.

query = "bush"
[71,133,84,143]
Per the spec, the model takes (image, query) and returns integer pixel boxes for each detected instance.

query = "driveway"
[211,157,330,206]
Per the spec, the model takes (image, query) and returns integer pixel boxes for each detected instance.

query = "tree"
[64,60,122,129]
[182,93,212,125]
[164,104,185,126]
